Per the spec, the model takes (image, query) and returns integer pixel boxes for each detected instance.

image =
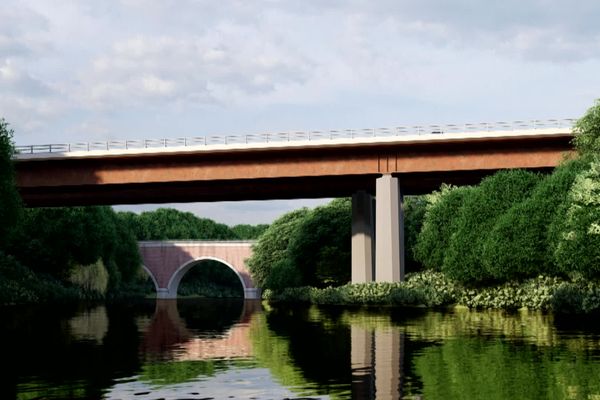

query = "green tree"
[231,224,269,239]
[288,198,351,287]
[573,99,600,155]
[551,158,600,278]
[0,118,22,249]
[414,185,474,271]
[129,208,237,240]
[404,196,428,272]
[481,158,589,281]
[443,170,541,284]
[246,208,310,289]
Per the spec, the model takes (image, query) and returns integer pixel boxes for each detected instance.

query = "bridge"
[139,240,259,299]
[14,119,576,284]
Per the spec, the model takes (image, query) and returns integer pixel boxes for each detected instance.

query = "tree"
[246,208,309,289]
[573,99,600,155]
[414,185,474,271]
[481,158,589,281]
[443,170,541,284]
[231,224,269,240]
[551,158,600,278]
[403,195,428,272]
[288,198,351,287]
[128,208,237,240]
[0,118,22,249]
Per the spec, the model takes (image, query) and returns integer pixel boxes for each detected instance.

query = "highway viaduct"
[13,120,575,285]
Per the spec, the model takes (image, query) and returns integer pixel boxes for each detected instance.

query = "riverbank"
[263,271,600,314]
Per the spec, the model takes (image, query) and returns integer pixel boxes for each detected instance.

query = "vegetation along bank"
[249,99,600,313]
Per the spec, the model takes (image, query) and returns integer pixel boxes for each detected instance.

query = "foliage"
[443,170,541,283]
[404,196,427,272]
[287,198,351,287]
[121,208,237,240]
[248,199,353,290]
[264,271,600,313]
[8,206,141,287]
[68,259,110,295]
[551,158,600,278]
[481,158,589,281]
[247,208,310,288]
[414,185,474,271]
[263,258,303,291]
[550,279,600,314]
[0,251,81,305]
[414,337,600,400]
[0,118,22,249]
[231,224,269,239]
[573,98,600,155]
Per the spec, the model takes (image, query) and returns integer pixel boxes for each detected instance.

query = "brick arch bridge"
[139,240,260,299]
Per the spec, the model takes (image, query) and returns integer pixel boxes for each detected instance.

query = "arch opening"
[170,257,246,299]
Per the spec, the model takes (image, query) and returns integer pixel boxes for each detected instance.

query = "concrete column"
[352,191,374,283]
[375,174,405,282]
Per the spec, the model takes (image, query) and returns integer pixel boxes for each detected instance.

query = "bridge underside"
[16,168,554,207]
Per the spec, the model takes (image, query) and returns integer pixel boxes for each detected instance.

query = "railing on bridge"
[15,118,576,155]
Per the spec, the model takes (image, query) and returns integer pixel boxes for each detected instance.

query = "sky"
[3,1,600,225]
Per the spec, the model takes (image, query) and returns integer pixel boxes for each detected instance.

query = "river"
[2,299,600,399]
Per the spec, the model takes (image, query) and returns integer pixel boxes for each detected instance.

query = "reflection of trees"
[299,306,600,399]
[414,339,600,400]
[68,305,109,343]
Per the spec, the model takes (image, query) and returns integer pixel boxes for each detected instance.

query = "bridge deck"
[14,124,575,206]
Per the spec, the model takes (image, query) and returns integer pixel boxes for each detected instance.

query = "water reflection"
[351,326,406,400]
[3,300,600,399]
[141,299,254,361]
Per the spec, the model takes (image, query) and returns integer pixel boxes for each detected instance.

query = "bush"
[288,198,351,287]
[68,259,110,295]
[573,99,600,155]
[247,208,310,288]
[264,259,303,291]
[481,158,589,281]
[0,118,21,249]
[414,185,474,271]
[443,170,541,284]
[551,158,600,278]
[404,196,427,272]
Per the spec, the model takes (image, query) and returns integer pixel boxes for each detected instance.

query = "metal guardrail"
[15,118,576,155]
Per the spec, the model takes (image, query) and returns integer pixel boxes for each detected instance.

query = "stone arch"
[139,241,260,299]
[166,256,247,299]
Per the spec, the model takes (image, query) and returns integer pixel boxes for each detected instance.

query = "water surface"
[3,299,600,399]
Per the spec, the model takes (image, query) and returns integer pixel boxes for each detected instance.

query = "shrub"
[414,185,473,270]
[404,196,427,272]
[0,118,21,249]
[264,259,303,291]
[573,99,600,155]
[481,158,589,281]
[443,170,541,284]
[68,259,110,295]
[288,198,351,287]
[247,208,310,288]
[551,158,600,278]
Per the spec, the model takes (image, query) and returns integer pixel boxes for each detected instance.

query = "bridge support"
[375,174,404,282]
[352,190,374,283]
[352,175,405,283]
